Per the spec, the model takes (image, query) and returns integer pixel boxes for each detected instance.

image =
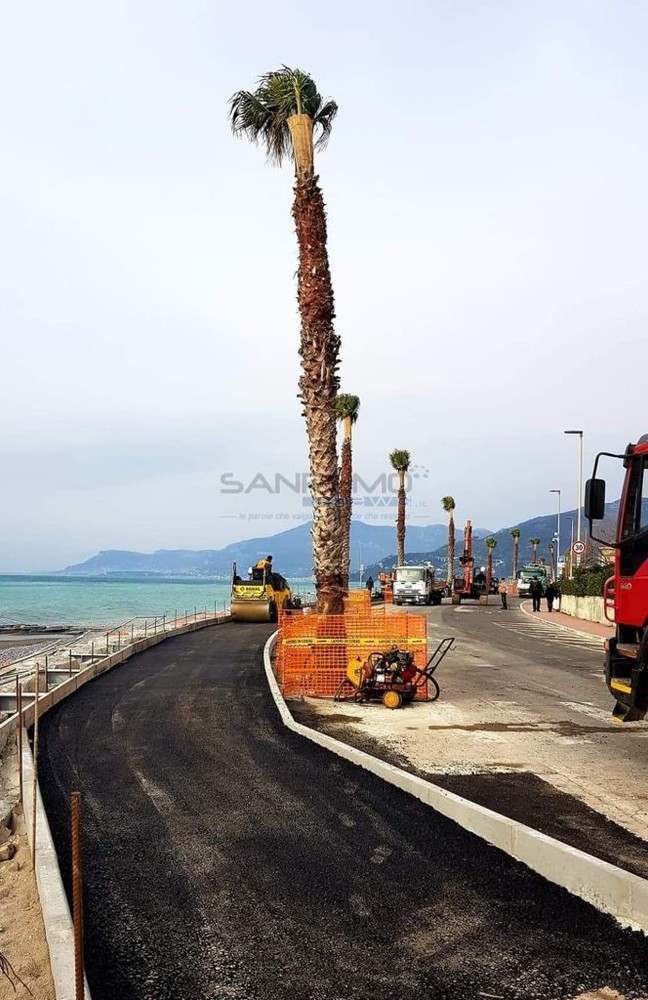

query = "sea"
[0,575,318,628]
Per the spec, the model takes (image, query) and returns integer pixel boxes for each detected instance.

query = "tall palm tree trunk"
[486,552,493,592]
[513,537,519,581]
[339,425,352,591]
[293,178,343,614]
[397,470,406,566]
[447,513,455,585]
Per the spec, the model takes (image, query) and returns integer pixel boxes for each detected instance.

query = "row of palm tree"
[436,516,542,587]
[229,68,549,610]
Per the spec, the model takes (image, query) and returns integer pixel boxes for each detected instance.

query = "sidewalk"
[519,599,614,639]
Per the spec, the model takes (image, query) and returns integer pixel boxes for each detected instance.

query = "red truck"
[585,434,648,721]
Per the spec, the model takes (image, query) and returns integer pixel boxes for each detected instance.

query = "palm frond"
[389,449,411,472]
[510,527,520,538]
[228,67,337,166]
[336,394,360,422]
[485,536,497,550]
[441,496,455,513]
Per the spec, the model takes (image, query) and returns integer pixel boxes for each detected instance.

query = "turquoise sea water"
[0,576,315,628]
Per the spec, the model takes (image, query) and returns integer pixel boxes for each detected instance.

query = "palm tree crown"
[336,394,360,428]
[228,67,338,169]
[441,496,455,514]
[510,528,520,539]
[485,536,497,550]
[389,449,411,473]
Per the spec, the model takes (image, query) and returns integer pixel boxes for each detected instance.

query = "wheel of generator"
[382,690,402,710]
[428,678,440,702]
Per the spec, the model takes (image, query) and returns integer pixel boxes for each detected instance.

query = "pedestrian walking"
[546,582,557,612]
[498,577,508,610]
[365,575,374,596]
[529,578,542,612]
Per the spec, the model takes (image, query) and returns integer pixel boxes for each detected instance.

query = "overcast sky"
[1,0,645,571]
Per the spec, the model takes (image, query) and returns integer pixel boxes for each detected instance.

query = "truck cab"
[585,434,648,721]
[392,565,442,606]
[517,565,548,598]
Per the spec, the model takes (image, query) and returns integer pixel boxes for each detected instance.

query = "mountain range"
[58,503,618,580]
[59,521,490,578]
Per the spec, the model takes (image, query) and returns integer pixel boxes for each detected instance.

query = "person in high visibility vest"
[256,556,273,573]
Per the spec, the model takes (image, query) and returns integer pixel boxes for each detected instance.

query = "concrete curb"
[264,632,648,934]
[15,615,230,1000]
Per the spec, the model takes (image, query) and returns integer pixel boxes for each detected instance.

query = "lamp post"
[564,430,584,567]
[549,489,561,577]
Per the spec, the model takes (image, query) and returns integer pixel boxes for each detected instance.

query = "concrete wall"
[559,594,608,624]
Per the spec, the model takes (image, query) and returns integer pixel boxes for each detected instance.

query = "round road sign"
[572,541,586,555]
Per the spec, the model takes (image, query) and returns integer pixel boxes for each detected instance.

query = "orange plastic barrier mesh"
[343,590,371,614]
[275,608,427,700]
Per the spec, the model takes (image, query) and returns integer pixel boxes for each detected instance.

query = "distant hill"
[58,521,491,579]
[364,503,620,578]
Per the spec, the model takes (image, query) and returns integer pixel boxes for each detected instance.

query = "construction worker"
[255,555,273,572]
[498,577,508,610]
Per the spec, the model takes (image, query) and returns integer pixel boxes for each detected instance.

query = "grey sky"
[1,0,645,571]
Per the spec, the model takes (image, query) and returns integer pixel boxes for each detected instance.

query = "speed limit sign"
[572,541,586,555]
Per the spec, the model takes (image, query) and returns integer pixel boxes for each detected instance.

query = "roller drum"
[230,600,273,623]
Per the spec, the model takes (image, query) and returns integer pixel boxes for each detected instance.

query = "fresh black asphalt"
[37,623,648,999]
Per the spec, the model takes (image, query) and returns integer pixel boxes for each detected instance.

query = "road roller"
[230,562,297,622]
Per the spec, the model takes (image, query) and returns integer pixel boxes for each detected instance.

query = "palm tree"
[336,394,360,591]
[485,536,497,592]
[390,450,411,566]
[229,68,343,613]
[510,528,521,583]
[441,496,456,586]
[529,538,541,565]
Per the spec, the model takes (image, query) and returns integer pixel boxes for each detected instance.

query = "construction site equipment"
[452,521,486,604]
[334,637,454,708]
[392,565,444,606]
[276,607,427,699]
[585,434,648,722]
[230,562,298,623]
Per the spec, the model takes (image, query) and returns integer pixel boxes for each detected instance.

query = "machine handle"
[603,575,615,623]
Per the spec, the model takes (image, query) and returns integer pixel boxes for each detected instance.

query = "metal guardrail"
[0,609,229,712]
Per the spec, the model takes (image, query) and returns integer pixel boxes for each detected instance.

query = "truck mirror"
[584,478,605,521]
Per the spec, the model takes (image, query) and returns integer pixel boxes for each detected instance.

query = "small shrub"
[559,564,613,597]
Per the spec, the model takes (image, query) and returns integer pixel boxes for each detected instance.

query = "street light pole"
[564,430,584,567]
[550,489,561,577]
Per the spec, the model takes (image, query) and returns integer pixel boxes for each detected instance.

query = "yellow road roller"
[230,562,297,622]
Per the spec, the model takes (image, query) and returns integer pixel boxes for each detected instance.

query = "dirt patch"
[0,738,55,1000]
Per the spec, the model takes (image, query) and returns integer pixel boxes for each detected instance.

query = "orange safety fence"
[343,590,371,613]
[275,607,427,700]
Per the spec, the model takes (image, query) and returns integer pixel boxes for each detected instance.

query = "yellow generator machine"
[230,562,297,622]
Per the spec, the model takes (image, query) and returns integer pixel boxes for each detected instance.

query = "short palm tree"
[529,537,541,565]
[336,394,360,591]
[229,68,342,614]
[390,450,411,567]
[441,496,456,586]
[485,536,497,592]
[510,527,521,582]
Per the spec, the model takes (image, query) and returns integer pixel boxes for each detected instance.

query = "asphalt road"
[37,622,648,1000]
